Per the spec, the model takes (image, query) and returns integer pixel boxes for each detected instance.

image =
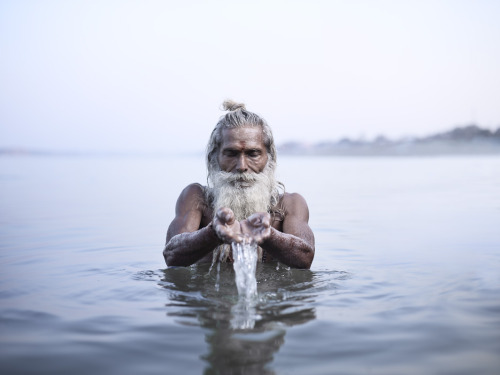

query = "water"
[1,155,500,374]
[230,240,259,330]
[231,239,259,300]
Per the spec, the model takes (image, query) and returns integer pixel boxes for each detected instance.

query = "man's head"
[206,100,282,221]
[206,100,277,179]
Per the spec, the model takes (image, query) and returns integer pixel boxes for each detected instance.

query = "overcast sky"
[1,0,499,154]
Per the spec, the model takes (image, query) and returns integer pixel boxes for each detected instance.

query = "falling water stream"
[207,237,260,329]
[231,239,258,300]
[230,239,259,329]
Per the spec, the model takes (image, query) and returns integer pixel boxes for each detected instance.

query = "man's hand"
[213,207,243,244]
[240,212,271,245]
[214,208,272,246]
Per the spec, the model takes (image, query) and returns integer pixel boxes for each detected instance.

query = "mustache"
[214,171,259,184]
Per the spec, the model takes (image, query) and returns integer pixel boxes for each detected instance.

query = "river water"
[1,154,499,374]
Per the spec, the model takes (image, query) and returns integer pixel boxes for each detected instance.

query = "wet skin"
[163,126,315,269]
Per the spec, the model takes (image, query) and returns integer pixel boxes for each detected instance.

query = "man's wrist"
[261,226,276,246]
[206,222,223,245]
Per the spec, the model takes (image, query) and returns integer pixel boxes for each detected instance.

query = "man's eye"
[247,150,260,157]
[224,151,237,157]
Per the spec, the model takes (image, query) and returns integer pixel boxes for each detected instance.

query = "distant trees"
[278,125,500,156]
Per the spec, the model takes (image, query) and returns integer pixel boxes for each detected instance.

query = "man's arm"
[259,193,315,269]
[163,184,221,267]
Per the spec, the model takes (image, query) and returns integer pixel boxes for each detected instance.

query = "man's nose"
[236,155,248,173]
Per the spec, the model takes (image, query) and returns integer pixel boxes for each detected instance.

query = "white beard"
[209,164,276,221]
[208,163,277,263]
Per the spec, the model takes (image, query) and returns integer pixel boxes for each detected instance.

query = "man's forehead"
[220,127,265,148]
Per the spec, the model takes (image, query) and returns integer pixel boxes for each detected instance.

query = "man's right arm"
[163,184,222,267]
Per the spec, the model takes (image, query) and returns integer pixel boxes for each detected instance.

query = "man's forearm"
[163,224,222,267]
[261,228,314,269]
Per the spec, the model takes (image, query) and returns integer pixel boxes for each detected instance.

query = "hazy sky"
[1,0,499,153]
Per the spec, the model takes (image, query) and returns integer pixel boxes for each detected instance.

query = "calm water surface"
[1,155,499,374]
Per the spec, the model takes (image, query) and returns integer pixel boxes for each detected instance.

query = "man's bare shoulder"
[179,183,205,197]
[281,192,309,208]
[280,192,310,219]
[176,183,208,210]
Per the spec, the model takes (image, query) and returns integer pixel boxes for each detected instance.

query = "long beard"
[208,163,277,262]
[209,165,276,221]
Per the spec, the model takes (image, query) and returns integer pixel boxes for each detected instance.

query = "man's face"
[218,126,268,175]
[211,126,274,220]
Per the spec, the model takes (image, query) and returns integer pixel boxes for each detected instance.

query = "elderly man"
[163,101,315,269]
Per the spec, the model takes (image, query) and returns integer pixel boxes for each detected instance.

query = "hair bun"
[222,100,246,112]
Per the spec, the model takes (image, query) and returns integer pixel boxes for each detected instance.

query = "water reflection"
[160,263,318,374]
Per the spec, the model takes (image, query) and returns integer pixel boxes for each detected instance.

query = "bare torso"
[196,184,284,263]
[164,182,314,269]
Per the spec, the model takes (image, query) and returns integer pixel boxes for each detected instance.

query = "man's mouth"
[234,179,252,188]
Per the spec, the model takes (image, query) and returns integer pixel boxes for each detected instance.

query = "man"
[163,100,315,269]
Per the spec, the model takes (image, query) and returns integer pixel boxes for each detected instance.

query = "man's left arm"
[261,193,315,269]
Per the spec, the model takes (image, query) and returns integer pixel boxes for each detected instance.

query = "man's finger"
[261,214,270,226]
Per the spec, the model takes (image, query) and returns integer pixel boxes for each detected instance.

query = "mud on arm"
[163,184,222,267]
[261,193,315,269]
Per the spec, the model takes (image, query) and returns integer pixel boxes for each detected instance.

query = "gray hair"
[205,100,285,218]
[206,100,278,182]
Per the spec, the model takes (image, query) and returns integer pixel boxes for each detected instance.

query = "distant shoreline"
[2,125,500,158]
[278,125,500,156]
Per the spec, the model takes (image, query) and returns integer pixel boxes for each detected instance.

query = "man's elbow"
[163,247,171,266]
[163,245,178,267]
[284,247,314,269]
[298,246,315,269]
[163,244,192,267]
[287,257,312,269]
[298,257,313,269]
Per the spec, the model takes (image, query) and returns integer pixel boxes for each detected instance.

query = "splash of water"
[231,238,258,300]
[207,237,260,329]
[209,244,229,292]
[230,238,259,329]
[230,298,259,330]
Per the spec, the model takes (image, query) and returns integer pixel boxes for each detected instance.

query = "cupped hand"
[240,212,271,245]
[213,207,243,244]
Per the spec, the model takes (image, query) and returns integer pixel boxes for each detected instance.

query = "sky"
[1,0,500,154]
